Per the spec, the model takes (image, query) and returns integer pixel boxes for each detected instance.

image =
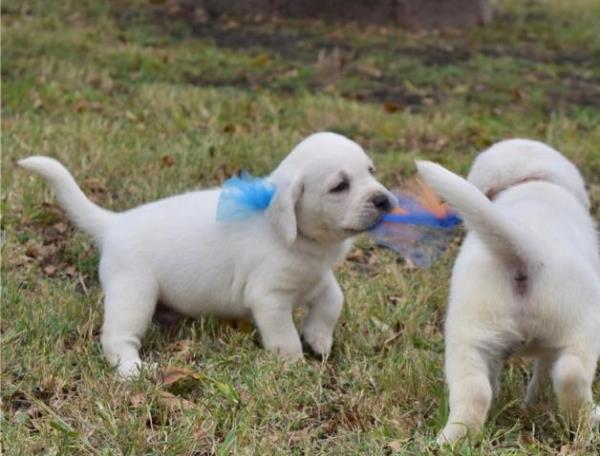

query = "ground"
[2,0,600,454]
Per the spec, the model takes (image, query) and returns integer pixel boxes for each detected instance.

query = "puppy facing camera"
[19,132,395,377]
[417,139,600,443]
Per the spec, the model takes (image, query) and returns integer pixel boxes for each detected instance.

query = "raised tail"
[416,160,539,266]
[19,156,115,244]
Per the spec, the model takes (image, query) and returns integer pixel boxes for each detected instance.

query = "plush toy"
[217,172,461,267]
[368,179,462,268]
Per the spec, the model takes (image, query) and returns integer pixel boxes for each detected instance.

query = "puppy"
[417,139,600,443]
[20,132,395,377]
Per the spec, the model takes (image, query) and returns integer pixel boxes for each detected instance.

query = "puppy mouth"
[342,213,385,235]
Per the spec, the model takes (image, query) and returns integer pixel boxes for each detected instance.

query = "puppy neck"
[293,232,352,265]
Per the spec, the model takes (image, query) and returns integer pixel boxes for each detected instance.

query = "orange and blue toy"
[369,179,461,267]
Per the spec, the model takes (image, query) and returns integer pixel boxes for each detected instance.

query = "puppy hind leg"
[551,350,596,427]
[525,354,555,407]
[438,344,495,444]
[101,273,158,378]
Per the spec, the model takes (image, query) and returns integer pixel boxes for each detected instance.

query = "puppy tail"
[416,160,540,266]
[19,156,115,244]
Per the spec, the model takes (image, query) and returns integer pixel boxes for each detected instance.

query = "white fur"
[417,139,600,444]
[20,132,394,377]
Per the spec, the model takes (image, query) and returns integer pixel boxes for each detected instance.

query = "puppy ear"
[266,175,303,246]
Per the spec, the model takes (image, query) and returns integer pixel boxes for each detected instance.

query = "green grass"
[2,0,600,453]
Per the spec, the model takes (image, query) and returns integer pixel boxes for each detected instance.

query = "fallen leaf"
[388,439,406,452]
[161,366,203,387]
[158,391,195,411]
[130,392,146,408]
[73,99,88,113]
[346,249,365,263]
[53,222,68,234]
[383,101,401,113]
[100,74,114,93]
[85,178,107,194]
[223,123,236,134]
[356,63,382,78]
[31,91,44,109]
[43,265,57,276]
[64,266,77,277]
[253,53,271,66]
[167,339,193,360]
[24,240,42,258]
[169,339,191,352]
[512,88,523,101]
[161,155,176,167]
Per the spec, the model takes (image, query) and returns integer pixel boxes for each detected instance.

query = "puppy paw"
[437,423,468,445]
[300,325,333,359]
[117,360,157,379]
[274,347,304,362]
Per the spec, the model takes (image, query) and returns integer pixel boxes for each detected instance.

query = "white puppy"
[20,132,394,377]
[417,139,600,444]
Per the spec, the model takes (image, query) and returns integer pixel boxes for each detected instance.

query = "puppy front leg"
[250,295,303,361]
[438,342,494,445]
[301,272,343,358]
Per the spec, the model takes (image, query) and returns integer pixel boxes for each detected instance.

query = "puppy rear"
[416,160,542,294]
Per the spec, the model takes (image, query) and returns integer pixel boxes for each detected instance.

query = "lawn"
[2,0,600,454]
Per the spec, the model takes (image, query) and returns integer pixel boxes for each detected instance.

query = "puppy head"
[468,139,590,208]
[267,132,395,245]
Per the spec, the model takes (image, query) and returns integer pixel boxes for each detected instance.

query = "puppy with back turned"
[417,139,600,443]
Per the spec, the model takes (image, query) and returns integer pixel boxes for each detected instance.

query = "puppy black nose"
[371,194,392,212]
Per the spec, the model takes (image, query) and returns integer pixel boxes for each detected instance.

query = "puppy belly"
[158,288,250,319]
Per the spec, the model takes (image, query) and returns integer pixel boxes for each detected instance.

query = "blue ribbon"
[216,171,276,222]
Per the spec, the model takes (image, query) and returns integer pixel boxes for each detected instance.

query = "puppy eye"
[329,180,349,193]
[368,166,375,174]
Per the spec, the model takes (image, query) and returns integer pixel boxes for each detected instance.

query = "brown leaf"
[31,91,44,109]
[356,63,382,78]
[130,392,146,408]
[346,249,365,263]
[100,74,114,93]
[85,178,107,194]
[73,99,88,113]
[161,366,203,387]
[253,53,271,66]
[43,265,57,276]
[382,101,401,113]
[53,222,68,234]
[24,240,42,258]
[27,405,42,419]
[223,123,236,134]
[512,88,523,101]
[193,426,208,442]
[161,155,176,167]
[388,439,406,452]
[167,339,193,361]
[158,391,195,410]
[64,266,77,277]
[168,339,191,353]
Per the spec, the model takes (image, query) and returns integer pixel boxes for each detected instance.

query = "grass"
[2,0,600,453]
